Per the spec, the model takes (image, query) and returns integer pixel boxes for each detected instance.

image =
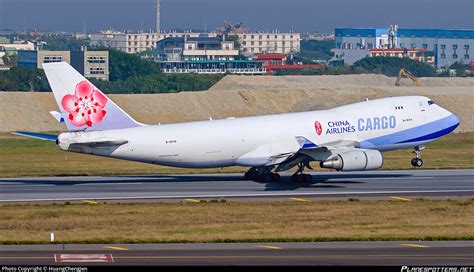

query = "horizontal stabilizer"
[70,139,128,148]
[49,111,65,123]
[12,131,58,142]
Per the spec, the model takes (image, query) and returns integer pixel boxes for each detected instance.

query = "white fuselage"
[57,96,459,169]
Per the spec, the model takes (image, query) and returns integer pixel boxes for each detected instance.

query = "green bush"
[352,56,437,77]
[293,40,333,63]
[0,49,224,93]
[0,67,49,92]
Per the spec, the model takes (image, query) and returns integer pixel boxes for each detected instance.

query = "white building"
[331,27,474,67]
[236,32,300,55]
[0,40,35,51]
[397,29,474,68]
[89,30,218,54]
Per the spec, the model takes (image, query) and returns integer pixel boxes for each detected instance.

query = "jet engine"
[320,149,383,171]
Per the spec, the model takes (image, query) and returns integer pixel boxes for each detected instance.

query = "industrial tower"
[156,0,161,33]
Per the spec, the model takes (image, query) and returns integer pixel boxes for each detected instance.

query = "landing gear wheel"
[291,174,312,183]
[411,158,423,167]
[411,146,425,168]
[244,168,258,181]
[245,167,279,182]
[291,162,313,182]
[270,173,281,182]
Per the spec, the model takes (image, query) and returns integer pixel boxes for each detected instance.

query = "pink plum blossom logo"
[61,81,108,127]
[314,121,323,136]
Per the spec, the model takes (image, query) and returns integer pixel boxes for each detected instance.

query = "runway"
[0,169,473,203]
[0,241,473,265]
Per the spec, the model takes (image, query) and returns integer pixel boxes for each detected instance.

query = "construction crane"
[395,68,421,87]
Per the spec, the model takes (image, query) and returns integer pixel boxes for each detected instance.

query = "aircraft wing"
[273,136,361,172]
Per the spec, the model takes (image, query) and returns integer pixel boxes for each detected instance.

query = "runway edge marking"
[290,197,312,202]
[399,244,431,248]
[104,246,129,251]
[389,196,414,202]
[258,245,282,250]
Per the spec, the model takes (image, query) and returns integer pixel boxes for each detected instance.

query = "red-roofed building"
[255,54,324,75]
[369,48,434,65]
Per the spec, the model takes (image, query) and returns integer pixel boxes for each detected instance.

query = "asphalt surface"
[0,241,473,265]
[0,169,473,203]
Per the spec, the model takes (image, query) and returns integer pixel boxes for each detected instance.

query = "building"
[71,50,109,81]
[302,32,335,41]
[152,35,239,61]
[17,49,109,81]
[0,40,35,52]
[369,48,435,65]
[0,39,36,68]
[397,29,474,68]
[255,54,325,75]
[331,27,474,67]
[236,32,301,55]
[89,30,218,54]
[17,50,70,69]
[146,35,265,74]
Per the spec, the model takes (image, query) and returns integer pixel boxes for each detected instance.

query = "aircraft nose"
[451,113,461,128]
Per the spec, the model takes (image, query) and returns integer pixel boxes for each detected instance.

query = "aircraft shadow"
[0,173,412,188]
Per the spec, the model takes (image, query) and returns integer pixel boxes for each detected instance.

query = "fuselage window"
[427,100,435,105]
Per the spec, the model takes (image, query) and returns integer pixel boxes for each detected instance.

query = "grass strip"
[1,200,472,244]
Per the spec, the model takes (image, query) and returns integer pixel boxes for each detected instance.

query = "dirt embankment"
[1,74,473,133]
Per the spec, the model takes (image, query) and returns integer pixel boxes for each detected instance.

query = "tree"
[352,56,437,77]
[107,49,162,81]
[41,35,88,51]
[0,67,49,92]
[2,54,17,66]
[224,35,241,50]
[293,40,333,63]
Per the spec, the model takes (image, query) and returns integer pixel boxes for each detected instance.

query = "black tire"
[271,173,281,182]
[411,158,423,167]
[263,173,273,182]
[291,174,299,183]
[416,159,423,167]
[244,170,258,180]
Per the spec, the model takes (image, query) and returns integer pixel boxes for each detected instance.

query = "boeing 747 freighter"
[15,62,460,182]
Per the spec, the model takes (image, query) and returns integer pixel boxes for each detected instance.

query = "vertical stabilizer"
[43,62,143,131]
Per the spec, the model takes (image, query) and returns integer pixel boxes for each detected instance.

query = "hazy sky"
[0,0,473,33]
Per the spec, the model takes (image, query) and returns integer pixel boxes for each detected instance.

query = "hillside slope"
[1,74,472,133]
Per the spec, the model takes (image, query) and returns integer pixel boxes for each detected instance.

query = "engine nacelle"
[320,149,383,171]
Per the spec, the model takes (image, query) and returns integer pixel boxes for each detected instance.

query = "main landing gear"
[244,167,280,182]
[291,162,313,183]
[244,161,313,182]
[411,146,425,167]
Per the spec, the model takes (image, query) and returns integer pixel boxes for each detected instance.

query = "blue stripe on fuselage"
[360,114,460,148]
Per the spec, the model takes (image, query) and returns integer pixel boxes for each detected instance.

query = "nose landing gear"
[411,146,425,167]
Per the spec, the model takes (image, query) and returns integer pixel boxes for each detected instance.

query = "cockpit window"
[427,100,435,105]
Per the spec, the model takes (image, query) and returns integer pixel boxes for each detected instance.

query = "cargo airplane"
[15,62,460,182]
